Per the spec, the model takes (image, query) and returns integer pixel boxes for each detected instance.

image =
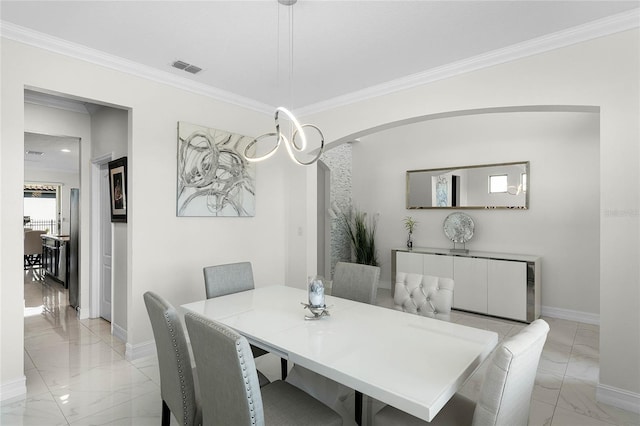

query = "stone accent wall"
[320,143,352,278]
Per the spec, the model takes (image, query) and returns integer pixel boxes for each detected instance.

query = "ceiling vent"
[26,150,44,156]
[172,60,203,75]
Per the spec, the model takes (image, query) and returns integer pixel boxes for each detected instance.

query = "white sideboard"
[391,247,540,323]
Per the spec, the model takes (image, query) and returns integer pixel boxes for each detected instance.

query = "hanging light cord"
[244,0,324,166]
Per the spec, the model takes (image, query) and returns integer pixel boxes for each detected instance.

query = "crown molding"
[2,8,638,117]
[0,21,274,115]
[24,90,90,114]
[297,8,640,116]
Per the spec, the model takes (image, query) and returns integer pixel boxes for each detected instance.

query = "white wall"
[1,38,292,398]
[350,111,600,317]
[91,106,128,332]
[304,29,639,404]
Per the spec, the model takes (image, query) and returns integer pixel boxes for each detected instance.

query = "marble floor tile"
[129,355,161,386]
[529,399,555,426]
[565,352,599,382]
[558,376,640,426]
[9,278,640,426]
[552,406,618,426]
[538,339,572,375]
[533,370,564,406]
[68,389,163,425]
[24,367,50,399]
[0,393,69,426]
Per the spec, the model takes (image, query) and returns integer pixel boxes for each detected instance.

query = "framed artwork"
[177,122,256,217]
[108,156,127,223]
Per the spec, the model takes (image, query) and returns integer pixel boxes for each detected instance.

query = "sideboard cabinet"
[391,247,540,323]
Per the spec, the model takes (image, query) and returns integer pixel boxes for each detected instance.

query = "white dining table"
[180,285,498,423]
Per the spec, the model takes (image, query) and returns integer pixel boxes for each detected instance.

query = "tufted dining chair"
[374,318,550,426]
[184,311,343,426]
[143,291,201,426]
[394,273,455,321]
[203,261,283,382]
[332,261,381,305]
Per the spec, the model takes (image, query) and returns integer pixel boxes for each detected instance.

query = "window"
[489,174,508,193]
[521,173,527,192]
[23,184,60,234]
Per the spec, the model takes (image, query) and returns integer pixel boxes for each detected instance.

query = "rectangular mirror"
[406,161,529,209]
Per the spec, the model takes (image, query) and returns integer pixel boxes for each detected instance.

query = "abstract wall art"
[177,122,256,217]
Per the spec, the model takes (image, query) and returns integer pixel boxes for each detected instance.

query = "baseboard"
[77,306,89,320]
[112,322,127,343]
[597,383,640,414]
[0,376,26,402]
[125,339,156,361]
[541,305,600,325]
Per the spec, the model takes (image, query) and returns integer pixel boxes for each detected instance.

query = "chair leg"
[162,400,170,426]
[280,358,288,380]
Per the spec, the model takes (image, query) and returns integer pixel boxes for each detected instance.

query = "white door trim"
[90,153,113,318]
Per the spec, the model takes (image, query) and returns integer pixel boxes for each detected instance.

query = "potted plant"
[403,216,418,249]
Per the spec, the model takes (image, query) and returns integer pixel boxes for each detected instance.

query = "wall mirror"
[406,161,529,209]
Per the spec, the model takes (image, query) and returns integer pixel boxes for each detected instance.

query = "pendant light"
[244,0,325,166]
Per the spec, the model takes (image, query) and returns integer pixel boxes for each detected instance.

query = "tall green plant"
[343,209,378,266]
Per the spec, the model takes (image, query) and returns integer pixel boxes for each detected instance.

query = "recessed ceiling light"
[61,148,71,153]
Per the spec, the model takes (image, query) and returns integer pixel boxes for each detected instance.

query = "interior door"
[100,164,112,321]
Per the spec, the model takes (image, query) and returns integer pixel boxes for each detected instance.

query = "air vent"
[172,60,203,74]
[26,150,44,156]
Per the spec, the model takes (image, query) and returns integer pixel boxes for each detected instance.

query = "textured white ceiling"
[2,1,639,112]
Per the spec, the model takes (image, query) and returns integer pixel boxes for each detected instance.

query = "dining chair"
[393,272,455,321]
[331,261,380,305]
[143,291,202,426]
[286,261,381,425]
[24,229,45,269]
[374,318,550,426]
[184,311,343,426]
[203,261,286,381]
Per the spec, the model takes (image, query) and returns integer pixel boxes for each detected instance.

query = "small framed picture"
[108,156,127,223]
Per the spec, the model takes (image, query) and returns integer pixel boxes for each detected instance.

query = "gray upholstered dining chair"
[393,272,455,321]
[203,261,285,381]
[331,261,380,305]
[143,291,202,426]
[203,261,255,299]
[184,311,343,426]
[286,261,381,425]
[374,318,550,426]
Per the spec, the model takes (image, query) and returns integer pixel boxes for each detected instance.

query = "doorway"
[92,157,113,322]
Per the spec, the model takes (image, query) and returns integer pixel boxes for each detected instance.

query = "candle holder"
[301,302,330,320]
[303,275,330,320]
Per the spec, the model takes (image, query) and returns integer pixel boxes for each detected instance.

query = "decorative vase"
[407,232,413,249]
[308,275,326,308]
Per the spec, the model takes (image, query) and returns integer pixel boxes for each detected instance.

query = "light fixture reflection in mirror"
[406,161,529,209]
